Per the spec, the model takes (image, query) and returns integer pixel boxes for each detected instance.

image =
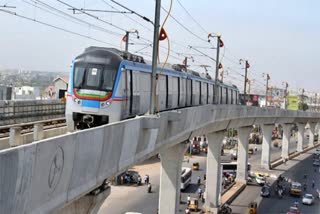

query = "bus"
[181,167,192,190]
[221,161,251,175]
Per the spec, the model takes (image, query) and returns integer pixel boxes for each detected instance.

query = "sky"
[0,0,319,94]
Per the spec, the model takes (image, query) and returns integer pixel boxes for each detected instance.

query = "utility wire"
[101,0,153,32]
[0,8,116,46]
[176,0,208,35]
[189,46,216,62]
[109,0,153,25]
[161,5,208,43]
[56,0,126,32]
[28,0,123,37]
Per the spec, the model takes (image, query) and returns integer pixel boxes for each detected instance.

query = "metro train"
[66,47,240,130]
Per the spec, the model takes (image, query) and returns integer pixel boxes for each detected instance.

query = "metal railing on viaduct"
[0,104,320,214]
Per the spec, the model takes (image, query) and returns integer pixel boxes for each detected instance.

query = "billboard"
[287,95,299,110]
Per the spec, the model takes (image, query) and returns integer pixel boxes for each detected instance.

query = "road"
[98,136,310,214]
[230,147,320,214]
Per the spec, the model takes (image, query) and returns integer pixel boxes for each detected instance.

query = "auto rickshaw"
[248,201,257,214]
[188,198,199,211]
[248,148,254,154]
[192,162,200,170]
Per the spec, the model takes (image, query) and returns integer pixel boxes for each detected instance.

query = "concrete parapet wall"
[0,105,320,213]
[0,127,68,150]
[0,100,65,126]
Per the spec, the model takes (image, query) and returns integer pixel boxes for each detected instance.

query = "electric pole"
[243,61,248,105]
[284,82,288,109]
[149,0,161,114]
[214,35,221,104]
[265,74,270,107]
[125,31,129,52]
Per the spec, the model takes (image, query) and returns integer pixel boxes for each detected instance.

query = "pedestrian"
[312,180,315,188]
[185,208,190,214]
[144,175,148,184]
[187,195,191,205]
[198,187,203,199]
[197,176,201,185]
[146,175,150,184]
[137,176,141,186]
[203,173,206,181]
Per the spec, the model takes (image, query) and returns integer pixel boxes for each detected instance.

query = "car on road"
[120,170,141,185]
[192,162,200,170]
[260,185,270,197]
[290,182,302,196]
[287,206,300,214]
[314,148,320,155]
[248,148,254,154]
[230,148,237,160]
[313,159,320,166]
[302,193,314,205]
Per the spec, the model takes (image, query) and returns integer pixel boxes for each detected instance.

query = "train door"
[121,69,131,119]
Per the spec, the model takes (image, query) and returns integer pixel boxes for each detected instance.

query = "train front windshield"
[73,63,118,91]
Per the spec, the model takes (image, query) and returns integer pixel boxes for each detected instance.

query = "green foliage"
[298,102,308,111]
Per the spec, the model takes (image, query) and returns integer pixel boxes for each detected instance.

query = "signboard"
[288,95,299,110]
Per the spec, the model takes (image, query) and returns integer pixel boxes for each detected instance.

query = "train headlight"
[73,98,81,105]
[100,101,111,108]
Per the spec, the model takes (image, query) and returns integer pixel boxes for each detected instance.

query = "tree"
[298,102,308,111]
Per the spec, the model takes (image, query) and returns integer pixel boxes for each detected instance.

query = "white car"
[255,174,266,186]
[315,149,320,155]
[302,193,314,205]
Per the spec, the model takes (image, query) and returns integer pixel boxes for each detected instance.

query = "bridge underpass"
[0,104,320,214]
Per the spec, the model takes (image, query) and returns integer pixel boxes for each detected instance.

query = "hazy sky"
[0,0,319,93]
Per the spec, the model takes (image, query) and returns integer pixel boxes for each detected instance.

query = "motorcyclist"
[197,176,201,185]
[147,183,152,193]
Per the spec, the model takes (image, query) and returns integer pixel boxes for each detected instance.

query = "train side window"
[235,91,238,104]
[220,86,223,104]
[199,81,202,105]
[225,88,228,104]
[129,70,133,114]
[178,77,180,106]
[212,84,215,103]
[231,90,234,104]
[206,83,209,104]
[166,75,169,108]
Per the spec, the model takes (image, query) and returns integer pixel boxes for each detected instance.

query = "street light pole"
[149,0,161,115]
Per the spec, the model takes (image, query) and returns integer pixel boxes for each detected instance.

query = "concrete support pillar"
[260,124,274,170]
[308,122,316,147]
[236,126,252,184]
[281,124,291,160]
[158,143,187,214]
[9,127,22,147]
[205,131,225,213]
[296,123,305,152]
[55,187,110,214]
[33,123,44,141]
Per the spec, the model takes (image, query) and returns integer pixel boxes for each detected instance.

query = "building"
[0,86,12,100]
[53,76,69,99]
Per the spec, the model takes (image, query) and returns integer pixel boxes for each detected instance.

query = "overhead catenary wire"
[0,8,116,46]
[108,0,154,25]
[27,0,123,37]
[176,0,208,35]
[160,5,208,43]
[56,0,127,32]
[101,0,153,32]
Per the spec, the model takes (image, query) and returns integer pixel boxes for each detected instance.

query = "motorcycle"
[220,204,232,214]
